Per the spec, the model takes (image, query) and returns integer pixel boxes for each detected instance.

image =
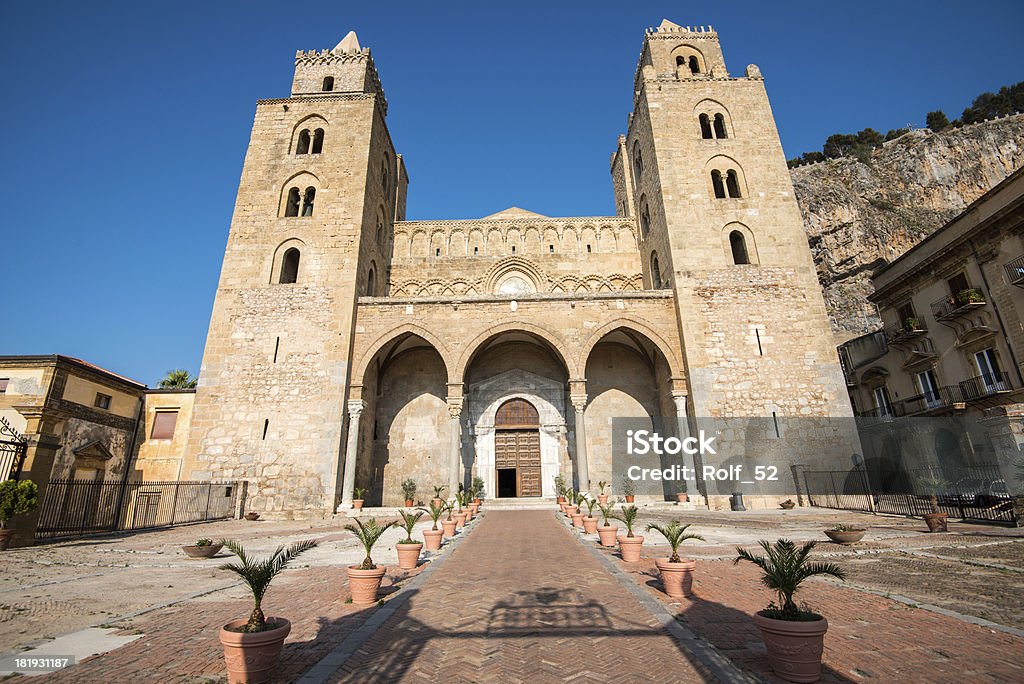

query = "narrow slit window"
[711,170,726,199]
[279,248,300,283]
[262,419,269,440]
[322,76,334,91]
[301,187,315,216]
[726,170,742,198]
[273,336,280,362]
[730,231,750,265]
[311,128,324,154]
[296,129,311,155]
[699,114,713,139]
[713,114,728,139]
[285,187,300,217]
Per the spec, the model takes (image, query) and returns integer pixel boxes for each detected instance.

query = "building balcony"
[1004,254,1024,287]
[885,320,928,346]
[958,371,1013,401]
[930,289,987,322]
[857,373,1015,419]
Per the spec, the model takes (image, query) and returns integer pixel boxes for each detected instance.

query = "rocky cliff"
[791,114,1024,342]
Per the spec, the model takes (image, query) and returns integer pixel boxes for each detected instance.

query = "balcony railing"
[858,373,1014,418]
[930,289,986,321]
[885,320,928,345]
[1004,254,1024,287]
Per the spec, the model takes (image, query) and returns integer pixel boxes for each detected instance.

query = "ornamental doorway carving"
[493,398,542,497]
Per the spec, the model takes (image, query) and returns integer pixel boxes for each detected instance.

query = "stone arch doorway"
[494,398,543,498]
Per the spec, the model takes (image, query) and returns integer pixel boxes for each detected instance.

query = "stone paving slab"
[326,510,720,683]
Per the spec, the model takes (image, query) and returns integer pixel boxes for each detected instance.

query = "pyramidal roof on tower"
[333,31,361,54]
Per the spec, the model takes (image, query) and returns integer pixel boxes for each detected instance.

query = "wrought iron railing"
[1004,254,1024,286]
[0,416,28,481]
[959,371,1012,400]
[36,480,240,539]
[930,289,986,321]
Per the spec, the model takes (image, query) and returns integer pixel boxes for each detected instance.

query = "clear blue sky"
[2,1,1022,386]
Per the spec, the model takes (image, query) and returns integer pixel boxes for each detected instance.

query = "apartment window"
[0,378,8,394]
[916,370,940,408]
[947,272,969,295]
[974,348,1006,391]
[151,411,179,439]
[872,386,893,417]
[896,301,917,329]
[94,393,112,410]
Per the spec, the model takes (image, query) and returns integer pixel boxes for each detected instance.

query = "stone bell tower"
[615,19,851,421]
[182,31,406,516]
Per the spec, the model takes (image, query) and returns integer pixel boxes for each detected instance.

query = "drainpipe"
[971,240,1024,388]
[112,392,146,527]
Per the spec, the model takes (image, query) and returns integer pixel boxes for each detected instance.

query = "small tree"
[158,369,197,389]
[611,505,640,537]
[353,487,366,501]
[597,480,608,494]
[597,502,615,527]
[401,478,417,502]
[398,510,424,544]
[734,539,845,620]
[583,496,599,518]
[417,501,446,530]
[345,518,397,570]
[621,477,636,497]
[916,475,950,513]
[219,538,318,632]
[646,520,705,563]
[472,475,485,499]
[0,480,38,528]
[553,474,566,498]
[926,110,950,132]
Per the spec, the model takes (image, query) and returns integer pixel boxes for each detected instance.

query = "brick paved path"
[328,511,717,683]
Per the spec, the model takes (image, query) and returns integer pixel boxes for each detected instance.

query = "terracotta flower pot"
[423,528,443,551]
[454,511,467,530]
[597,494,609,505]
[441,518,457,538]
[597,525,618,547]
[352,499,364,511]
[924,512,948,533]
[396,542,422,570]
[617,534,644,562]
[431,498,442,508]
[564,505,577,517]
[570,512,585,529]
[582,516,599,534]
[752,611,828,683]
[676,492,688,503]
[219,616,290,684]
[625,495,635,503]
[183,543,223,559]
[404,499,414,507]
[655,558,697,598]
[347,566,387,604]
[556,496,566,504]
[824,529,866,544]
[474,498,482,505]
[469,503,480,516]
[0,529,13,551]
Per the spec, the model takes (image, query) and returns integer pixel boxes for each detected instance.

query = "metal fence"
[36,480,241,539]
[0,416,27,481]
[801,465,1017,525]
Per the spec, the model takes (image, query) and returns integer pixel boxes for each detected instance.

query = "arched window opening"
[650,252,662,289]
[726,170,742,198]
[381,158,389,192]
[713,114,728,139]
[375,224,383,247]
[699,114,713,139]
[296,129,311,155]
[633,145,643,179]
[285,187,301,217]
[676,56,686,68]
[311,128,324,154]
[301,187,316,216]
[366,268,375,296]
[322,76,334,91]
[640,197,651,238]
[280,248,300,284]
[711,170,726,199]
[688,56,700,74]
[730,231,750,265]
[496,398,539,426]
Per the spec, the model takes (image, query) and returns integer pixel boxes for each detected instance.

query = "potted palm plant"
[824,524,866,544]
[570,491,587,529]
[441,502,457,538]
[675,483,688,503]
[352,487,366,511]
[563,488,577,516]
[554,474,567,504]
[596,502,618,547]
[646,520,705,598]
[621,477,636,503]
[417,501,446,551]
[472,475,485,505]
[183,537,224,559]
[734,539,846,683]
[453,491,468,529]
[431,485,446,508]
[345,518,397,604]
[597,481,609,505]
[217,538,318,684]
[401,479,417,508]
[611,505,644,562]
[0,480,38,550]
[917,475,950,532]
[582,496,600,534]
[396,510,424,570]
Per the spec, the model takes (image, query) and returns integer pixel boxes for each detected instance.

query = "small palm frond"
[597,503,614,525]
[399,510,424,542]
[734,538,844,617]
[417,501,446,528]
[647,520,705,562]
[610,505,639,536]
[345,518,397,569]
[218,538,318,630]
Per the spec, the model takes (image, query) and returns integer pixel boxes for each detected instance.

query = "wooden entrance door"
[494,399,542,497]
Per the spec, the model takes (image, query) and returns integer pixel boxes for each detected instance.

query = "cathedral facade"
[182,20,854,516]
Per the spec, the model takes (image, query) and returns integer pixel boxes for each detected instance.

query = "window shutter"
[151,411,179,439]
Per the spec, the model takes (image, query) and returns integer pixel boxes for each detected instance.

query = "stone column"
[447,400,463,498]
[571,394,590,494]
[340,400,364,508]
[10,406,65,547]
[671,391,701,500]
